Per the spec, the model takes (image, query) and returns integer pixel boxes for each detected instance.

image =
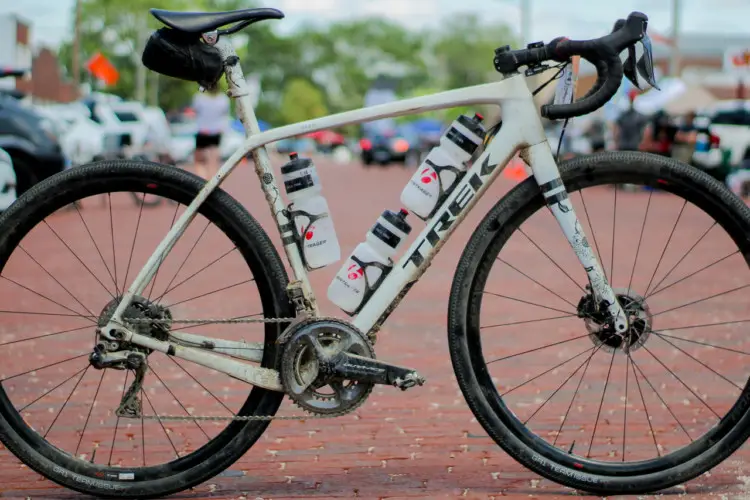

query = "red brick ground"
[0,154,748,499]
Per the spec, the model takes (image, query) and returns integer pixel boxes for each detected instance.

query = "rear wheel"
[449,151,750,494]
[0,160,292,498]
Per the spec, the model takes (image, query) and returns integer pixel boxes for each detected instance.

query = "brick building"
[0,13,79,103]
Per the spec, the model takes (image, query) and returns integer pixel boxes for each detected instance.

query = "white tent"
[633,77,717,116]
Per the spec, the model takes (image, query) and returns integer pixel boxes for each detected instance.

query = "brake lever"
[611,18,641,90]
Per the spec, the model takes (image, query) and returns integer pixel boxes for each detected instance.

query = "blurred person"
[639,110,677,157]
[586,117,607,152]
[192,87,230,179]
[614,90,648,152]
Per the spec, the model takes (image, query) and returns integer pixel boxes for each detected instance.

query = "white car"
[0,148,17,212]
[695,101,750,168]
[36,104,106,166]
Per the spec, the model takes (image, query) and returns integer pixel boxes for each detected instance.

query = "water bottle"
[327,208,412,315]
[281,152,341,270]
[400,113,487,220]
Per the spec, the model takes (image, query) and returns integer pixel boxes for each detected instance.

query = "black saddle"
[150,7,284,34]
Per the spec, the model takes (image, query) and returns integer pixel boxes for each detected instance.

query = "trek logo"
[404,155,499,269]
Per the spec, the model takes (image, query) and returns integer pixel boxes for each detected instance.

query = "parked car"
[693,101,750,168]
[359,124,423,167]
[0,147,17,212]
[0,88,67,195]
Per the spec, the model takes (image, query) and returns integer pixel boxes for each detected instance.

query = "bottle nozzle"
[474,112,484,122]
[399,208,409,217]
[289,152,298,160]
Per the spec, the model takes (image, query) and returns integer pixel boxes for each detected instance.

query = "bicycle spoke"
[523,344,601,425]
[155,220,211,303]
[73,202,118,294]
[629,354,662,456]
[108,193,119,296]
[552,345,597,447]
[108,371,129,466]
[642,345,720,419]
[158,246,238,301]
[648,250,739,299]
[586,348,616,458]
[0,275,95,323]
[644,199,687,296]
[577,188,607,284]
[648,221,717,298]
[654,329,750,355]
[630,354,693,442]
[518,228,585,293]
[653,332,742,390]
[43,220,114,302]
[18,245,96,318]
[167,357,234,414]
[622,351,629,461]
[147,201,181,301]
[486,332,591,364]
[2,353,89,382]
[150,364,210,439]
[166,278,255,308]
[43,366,89,439]
[609,183,617,284]
[122,193,146,291]
[500,345,594,397]
[17,365,88,413]
[142,388,180,460]
[482,290,574,316]
[496,257,576,308]
[481,314,578,330]
[651,283,750,319]
[75,369,106,457]
[627,189,653,294]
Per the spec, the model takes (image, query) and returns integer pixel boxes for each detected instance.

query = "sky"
[1,0,749,50]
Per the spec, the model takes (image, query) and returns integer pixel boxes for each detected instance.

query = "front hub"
[578,287,652,353]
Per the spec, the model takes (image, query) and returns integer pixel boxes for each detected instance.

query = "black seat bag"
[141,27,224,88]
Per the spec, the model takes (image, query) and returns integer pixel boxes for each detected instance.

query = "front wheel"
[0,160,293,498]
[449,151,750,495]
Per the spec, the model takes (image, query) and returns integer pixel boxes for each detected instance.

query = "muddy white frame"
[99,35,628,391]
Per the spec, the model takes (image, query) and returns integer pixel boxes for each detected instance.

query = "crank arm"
[324,352,426,390]
[113,328,283,391]
[169,330,264,362]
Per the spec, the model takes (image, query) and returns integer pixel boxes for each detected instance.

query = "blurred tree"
[280,78,328,125]
[430,13,517,90]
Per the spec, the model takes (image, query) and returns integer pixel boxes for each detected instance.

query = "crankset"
[279,318,426,416]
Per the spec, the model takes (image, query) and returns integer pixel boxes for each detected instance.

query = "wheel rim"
[467,168,750,475]
[0,164,284,480]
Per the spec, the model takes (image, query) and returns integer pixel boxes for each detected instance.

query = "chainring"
[279,318,375,416]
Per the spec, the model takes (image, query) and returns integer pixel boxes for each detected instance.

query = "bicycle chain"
[120,315,364,422]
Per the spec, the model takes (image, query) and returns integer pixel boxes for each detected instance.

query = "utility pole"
[669,0,681,77]
[72,0,81,90]
[520,0,531,46]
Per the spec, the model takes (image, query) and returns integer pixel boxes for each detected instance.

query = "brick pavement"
[0,154,748,499]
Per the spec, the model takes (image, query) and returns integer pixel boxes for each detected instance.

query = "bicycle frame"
[99,35,627,391]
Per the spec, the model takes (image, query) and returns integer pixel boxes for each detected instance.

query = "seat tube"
[213,36,318,313]
[525,142,629,334]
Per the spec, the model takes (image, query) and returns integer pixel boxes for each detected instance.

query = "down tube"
[352,99,546,335]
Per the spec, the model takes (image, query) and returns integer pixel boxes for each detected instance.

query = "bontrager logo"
[404,155,498,269]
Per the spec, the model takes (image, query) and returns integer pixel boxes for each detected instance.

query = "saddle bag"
[141,27,224,87]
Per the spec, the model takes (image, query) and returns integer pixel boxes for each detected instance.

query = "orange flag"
[86,52,119,86]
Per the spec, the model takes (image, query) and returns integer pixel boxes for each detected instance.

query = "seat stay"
[150,8,284,34]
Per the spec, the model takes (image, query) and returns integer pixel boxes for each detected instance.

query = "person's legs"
[194,133,209,179]
[204,134,222,179]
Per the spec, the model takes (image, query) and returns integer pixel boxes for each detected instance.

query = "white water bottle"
[281,152,341,270]
[400,113,487,220]
[327,208,412,315]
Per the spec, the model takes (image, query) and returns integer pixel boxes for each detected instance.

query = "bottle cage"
[346,255,393,316]
[419,159,466,221]
[286,205,331,268]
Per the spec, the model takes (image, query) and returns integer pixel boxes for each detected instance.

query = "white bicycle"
[0,7,748,499]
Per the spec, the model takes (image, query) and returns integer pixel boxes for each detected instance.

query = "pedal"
[324,351,426,391]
